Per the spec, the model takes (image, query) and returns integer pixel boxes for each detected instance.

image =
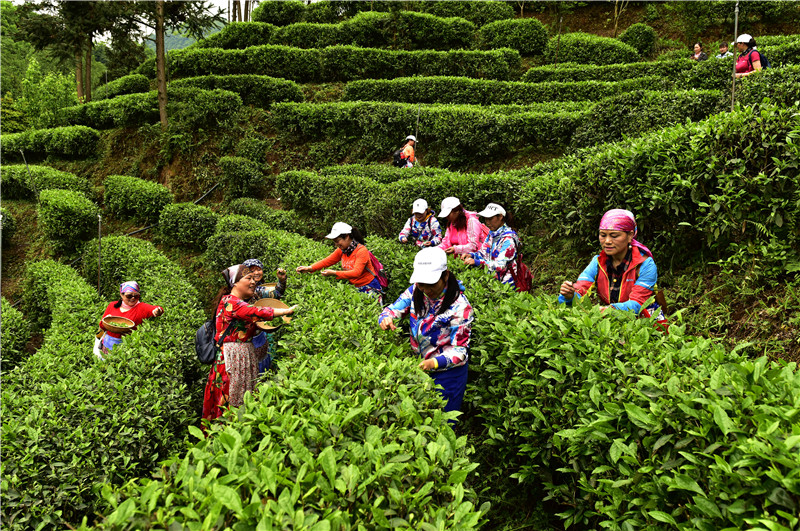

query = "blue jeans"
[431,363,468,413]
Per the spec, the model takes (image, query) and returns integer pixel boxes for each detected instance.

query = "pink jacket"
[440,211,486,255]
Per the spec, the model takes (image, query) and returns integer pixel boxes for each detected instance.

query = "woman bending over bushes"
[438,197,489,256]
[462,202,519,288]
[379,247,473,414]
[558,209,667,329]
[296,222,385,303]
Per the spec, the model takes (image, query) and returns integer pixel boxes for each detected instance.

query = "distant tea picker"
[94,281,164,359]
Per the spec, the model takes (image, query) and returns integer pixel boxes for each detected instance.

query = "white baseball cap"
[438,197,461,218]
[412,198,428,214]
[409,247,448,285]
[406,135,416,142]
[736,33,753,43]
[477,203,506,218]
[325,222,352,239]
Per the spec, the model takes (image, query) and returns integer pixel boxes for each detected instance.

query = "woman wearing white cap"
[296,222,385,302]
[734,34,763,78]
[378,247,473,414]
[462,203,520,288]
[400,135,416,168]
[438,197,489,256]
[398,198,442,247]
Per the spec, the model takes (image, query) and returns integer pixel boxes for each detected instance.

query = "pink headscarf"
[599,209,653,258]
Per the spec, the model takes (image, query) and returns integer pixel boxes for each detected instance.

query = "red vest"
[594,247,649,306]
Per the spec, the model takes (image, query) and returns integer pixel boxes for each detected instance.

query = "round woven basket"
[102,315,136,334]
[253,298,291,330]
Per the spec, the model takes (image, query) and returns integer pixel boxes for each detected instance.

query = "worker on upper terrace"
[393,135,416,168]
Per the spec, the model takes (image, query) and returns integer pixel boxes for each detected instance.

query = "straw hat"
[253,298,292,330]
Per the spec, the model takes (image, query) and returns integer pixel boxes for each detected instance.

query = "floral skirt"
[357,276,385,306]
[202,341,260,422]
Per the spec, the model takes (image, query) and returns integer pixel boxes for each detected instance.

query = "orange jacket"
[402,143,415,163]
[311,244,376,287]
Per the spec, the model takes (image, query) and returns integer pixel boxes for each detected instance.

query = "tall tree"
[124,1,225,129]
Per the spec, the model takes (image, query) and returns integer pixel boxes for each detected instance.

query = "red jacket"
[572,246,656,312]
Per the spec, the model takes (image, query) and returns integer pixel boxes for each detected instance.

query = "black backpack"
[195,318,236,364]
[748,48,771,69]
[393,145,407,167]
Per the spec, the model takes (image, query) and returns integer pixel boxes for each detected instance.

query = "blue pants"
[431,363,468,413]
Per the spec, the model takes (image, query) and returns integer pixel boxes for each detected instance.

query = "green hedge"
[37,189,99,252]
[169,45,521,82]
[170,74,302,107]
[93,74,150,101]
[204,228,325,273]
[479,18,548,56]
[571,89,726,148]
[250,0,305,25]
[0,297,30,370]
[466,291,800,529]
[157,202,218,250]
[270,101,582,167]
[225,198,314,237]
[1,206,16,246]
[757,34,800,46]
[420,0,514,26]
[546,32,640,65]
[213,213,268,234]
[618,22,658,58]
[57,87,242,129]
[2,239,202,529]
[0,126,100,162]
[517,103,800,272]
[103,175,173,224]
[194,21,277,49]
[522,58,695,83]
[343,75,672,105]
[218,156,265,200]
[270,11,476,51]
[0,164,92,200]
[765,40,800,66]
[736,65,800,106]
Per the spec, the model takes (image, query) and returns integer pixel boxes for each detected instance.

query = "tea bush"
[37,189,99,252]
[518,103,800,270]
[420,0,514,26]
[736,65,800,107]
[57,87,242,129]
[618,22,658,58]
[219,156,265,200]
[0,126,100,162]
[103,175,173,224]
[214,213,268,234]
[343,75,671,105]
[767,39,800,66]
[157,202,218,250]
[1,207,16,246]
[466,294,800,529]
[267,20,341,48]
[757,34,800,46]
[194,21,277,49]
[479,18,548,56]
[270,101,581,167]
[251,0,304,25]
[2,242,202,530]
[225,198,315,237]
[0,297,30,370]
[169,45,521,82]
[522,58,694,83]
[570,89,726,148]
[93,74,150,101]
[0,164,92,200]
[318,163,446,184]
[170,74,303,107]
[204,228,323,272]
[546,32,639,65]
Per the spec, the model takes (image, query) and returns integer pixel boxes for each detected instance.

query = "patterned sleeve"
[398,217,413,242]
[478,235,517,274]
[433,296,473,370]
[379,285,413,322]
[470,234,493,267]
[429,217,443,246]
[227,297,274,321]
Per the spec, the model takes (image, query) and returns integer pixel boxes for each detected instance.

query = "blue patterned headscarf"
[120,281,139,294]
[243,258,263,269]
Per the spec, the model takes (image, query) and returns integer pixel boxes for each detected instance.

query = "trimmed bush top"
[546,32,640,65]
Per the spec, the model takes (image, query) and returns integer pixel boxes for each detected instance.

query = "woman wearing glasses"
[95,281,164,357]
